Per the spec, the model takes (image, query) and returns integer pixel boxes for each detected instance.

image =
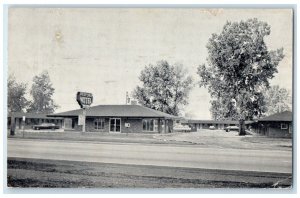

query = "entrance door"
[110,118,121,132]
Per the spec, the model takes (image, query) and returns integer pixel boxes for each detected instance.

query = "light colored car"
[173,124,192,132]
[224,126,239,132]
[209,126,216,130]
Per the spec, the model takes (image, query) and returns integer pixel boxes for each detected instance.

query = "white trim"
[142,118,158,132]
[94,118,105,130]
[281,123,288,130]
[109,118,122,133]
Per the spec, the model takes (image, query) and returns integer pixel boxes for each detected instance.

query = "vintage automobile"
[32,123,60,130]
[209,125,216,130]
[173,124,192,132]
[224,125,239,132]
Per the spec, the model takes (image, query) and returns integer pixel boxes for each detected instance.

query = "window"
[94,118,104,130]
[32,119,39,125]
[281,123,288,130]
[143,119,158,132]
[26,118,31,125]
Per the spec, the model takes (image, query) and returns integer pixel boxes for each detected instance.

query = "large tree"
[27,71,58,113]
[7,74,29,113]
[209,97,239,121]
[262,85,292,116]
[197,18,284,135]
[133,60,193,116]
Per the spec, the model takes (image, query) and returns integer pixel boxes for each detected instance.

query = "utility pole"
[126,92,130,105]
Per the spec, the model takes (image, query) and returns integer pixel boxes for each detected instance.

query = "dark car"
[224,126,239,132]
[32,123,59,130]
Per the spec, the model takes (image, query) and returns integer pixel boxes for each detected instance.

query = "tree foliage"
[198,18,284,123]
[133,60,193,116]
[262,85,292,116]
[27,71,58,113]
[209,98,239,121]
[7,74,29,113]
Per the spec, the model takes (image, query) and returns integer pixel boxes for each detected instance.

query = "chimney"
[126,92,130,105]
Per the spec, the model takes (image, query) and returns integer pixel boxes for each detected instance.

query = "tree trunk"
[239,119,246,136]
[10,115,15,136]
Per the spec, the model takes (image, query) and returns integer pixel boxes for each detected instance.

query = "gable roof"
[48,105,176,119]
[259,111,293,122]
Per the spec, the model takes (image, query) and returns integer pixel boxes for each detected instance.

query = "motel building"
[181,120,253,131]
[249,111,292,138]
[7,112,64,131]
[48,104,176,133]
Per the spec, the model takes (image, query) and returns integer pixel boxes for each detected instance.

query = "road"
[7,138,292,173]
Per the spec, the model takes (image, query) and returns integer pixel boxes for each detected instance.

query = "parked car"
[224,126,239,132]
[32,123,59,130]
[173,124,192,132]
[209,126,216,130]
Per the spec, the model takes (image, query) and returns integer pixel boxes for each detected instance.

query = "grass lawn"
[8,129,292,150]
[154,130,292,151]
[8,131,170,145]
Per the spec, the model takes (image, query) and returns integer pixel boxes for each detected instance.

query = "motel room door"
[110,118,121,132]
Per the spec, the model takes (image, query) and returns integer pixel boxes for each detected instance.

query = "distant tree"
[262,85,292,116]
[27,71,58,113]
[209,98,239,121]
[7,74,29,113]
[197,18,284,135]
[133,60,193,116]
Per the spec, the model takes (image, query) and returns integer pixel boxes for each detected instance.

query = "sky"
[7,8,293,119]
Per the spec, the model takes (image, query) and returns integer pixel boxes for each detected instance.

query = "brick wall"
[121,118,143,133]
[268,127,292,138]
[70,116,174,133]
[85,117,109,132]
[252,121,292,138]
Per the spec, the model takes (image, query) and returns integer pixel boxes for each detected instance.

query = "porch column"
[164,119,166,133]
[158,118,162,133]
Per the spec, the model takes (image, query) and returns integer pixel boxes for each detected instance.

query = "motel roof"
[182,120,254,125]
[8,112,64,120]
[259,111,292,122]
[48,105,177,119]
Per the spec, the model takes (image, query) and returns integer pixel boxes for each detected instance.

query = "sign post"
[22,116,26,138]
[82,108,86,132]
[76,92,93,133]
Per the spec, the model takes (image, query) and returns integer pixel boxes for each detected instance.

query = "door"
[110,118,121,132]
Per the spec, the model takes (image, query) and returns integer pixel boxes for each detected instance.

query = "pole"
[82,108,86,133]
[22,116,25,138]
[22,124,25,138]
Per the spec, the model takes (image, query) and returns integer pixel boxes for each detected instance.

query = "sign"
[77,92,93,108]
[125,123,130,128]
[76,92,91,132]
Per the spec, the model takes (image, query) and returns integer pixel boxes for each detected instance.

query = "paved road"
[7,139,292,173]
